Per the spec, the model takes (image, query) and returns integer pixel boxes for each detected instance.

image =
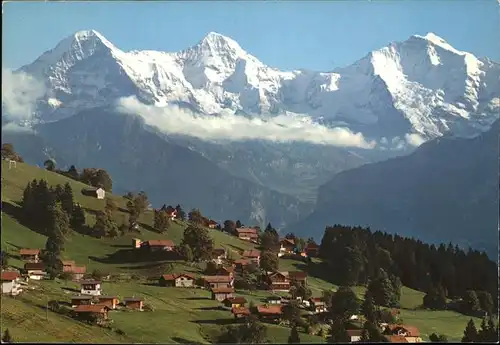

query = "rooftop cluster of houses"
[70,280,145,324]
[1,248,91,296]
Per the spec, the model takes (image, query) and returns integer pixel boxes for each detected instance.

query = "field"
[0,161,479,343]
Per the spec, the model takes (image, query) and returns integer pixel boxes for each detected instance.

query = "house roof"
[346,329,363,337]
[232,307,251,316]
[62,260,76,266]
[234,259,250,265]
[289,271,308,280]
[269,271,289,279]
[203,275,233,283]
[212,248,227,256]
[162,273,195,281]
[310,297,324,303]
[24,262,45,270]
[257,305,282,315]
[64,265,87,274]
[280,238,295,246]
[305,243,319,249]
[143,240,175,247]
[1,271,20,281]
[19,248,40,255]
[80,280,101,285]
[71,295,93,300]
[218,266,234,274]
[242,250,261,258]
[208,220,217,225]
[224,297,247,304]
[388,325,421,337]
[74,304,109,313]
[385,336,409,343]
[124,297,144,302]
[211,287,235,294]
[236,227,258,234]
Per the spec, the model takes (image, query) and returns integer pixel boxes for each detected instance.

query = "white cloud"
[115,96,376,149]
[1,122,34,133]
[2,69,46,121]
[404,133,426,147]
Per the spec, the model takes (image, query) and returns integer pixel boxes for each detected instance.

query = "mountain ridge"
[15,29,500,144]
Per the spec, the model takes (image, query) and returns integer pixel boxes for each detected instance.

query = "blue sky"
[3,0,500,71]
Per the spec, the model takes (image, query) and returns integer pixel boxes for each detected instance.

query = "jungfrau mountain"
[3,29,499,233]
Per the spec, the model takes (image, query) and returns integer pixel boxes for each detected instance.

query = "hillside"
[16,108,313,229]
[288,119,500,257]
[0,161,487,343]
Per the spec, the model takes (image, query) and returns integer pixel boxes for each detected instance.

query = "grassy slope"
[0,161,478,342]
[0,161,323,343]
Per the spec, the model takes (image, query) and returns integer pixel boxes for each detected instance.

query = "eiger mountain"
[286,119,499,257]
[3,30,499,230]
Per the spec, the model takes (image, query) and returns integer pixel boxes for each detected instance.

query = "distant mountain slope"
[287,119,499,256]
[28,108,312,227]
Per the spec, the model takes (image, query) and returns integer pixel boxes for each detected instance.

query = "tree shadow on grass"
[225,243,245,254]
[62,287,80,293]
[195,306,223,311]
[171,337,203,345]
[88,248,181,265]
[192,318,235,326]
[184,297,210,301]
[1,201,49,238]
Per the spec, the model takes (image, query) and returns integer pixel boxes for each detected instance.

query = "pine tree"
[67,165,79,180]
[367,269,396,307]
[154,210,170,233]
[361,292,377,323]
[327,318,350,343]
[180,224,214,262]
[288,325,301,344]
[462,290,481,314]
[462,319,478,342]
[60,183,74,216]
[70,204,86,231]
[2,329,12,343]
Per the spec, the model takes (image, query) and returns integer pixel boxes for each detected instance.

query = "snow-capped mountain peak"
[13,30,500,141]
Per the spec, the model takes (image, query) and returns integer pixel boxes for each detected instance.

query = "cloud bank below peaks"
[115,96,377,149]
[2,69,46,121]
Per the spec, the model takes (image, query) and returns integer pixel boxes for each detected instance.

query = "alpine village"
[0,144,497,344]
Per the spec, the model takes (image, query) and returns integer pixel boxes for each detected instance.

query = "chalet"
[279,238,295,257]
[222,296,247,309]
[80,280,102,296]
[305,243,320,257]
[256,305,283,323]
[309,297,327,313]
[211,287,234,301]
[202,275,234,289]
[346,330,363,342]
[19,248,40,263]
[71,295,93,306]
[267,271,290,291]
[236,228,259,242]
[97,296,119,309]
[159,273,195,287]
[81,187,105,200]
[215,266,234,278]
[208,220,218,229]
[242,250,261,266]
[123,297,144,310]
[233,259,251,273]
[62,260,76,270]
[212,248,227,264]
[289,271,308,286]
[266,296,282,305]
[24,262,46,280]
[162,206,178,220]
[232,307,251,319]
[1,271,22,296]
[132,238,142,249]
[385,336,409,343]
[140,240,175,252]
[63,265,87,281]
[73,304,109,323]
[384,325,422,343]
